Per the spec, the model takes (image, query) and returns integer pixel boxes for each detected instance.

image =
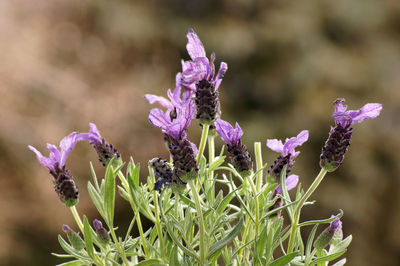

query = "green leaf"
[216,189,237,215]
[332,258,347,266]
[306,224,319,258]
[87,182,104,217]
[104,164,116,225]
[168,245,180,266]
[89,162,100,191]
[312,250,346,264]
[209,156,226,172]
[207,218,243,260]
[330,235,352,253]
[270,252,297,266]
[83,216,95,259]
[56,260,85,266]
[57,235,83,258]
[135,258,163,265]
[127,160,140,190]
[256,225,268,259]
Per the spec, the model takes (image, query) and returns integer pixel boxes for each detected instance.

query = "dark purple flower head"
[320,99,382,171]
[28,132,86,207]
[181,29,228,89]
[79,123,121,167]
[28,132,86,172]
[273,174,299,196]
[149,100,196,141]
[267,130,309,159]
[333,98,382,128]
[214,119,243,146]
[214,119,253,173]
[266,130,308,180]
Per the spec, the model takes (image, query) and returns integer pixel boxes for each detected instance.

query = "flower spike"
[80,123,122,168]
[28,132,86,207]
[182,29,228,124]
[320,99,382,172]
[214,119,253,173]
[266,130,309,180]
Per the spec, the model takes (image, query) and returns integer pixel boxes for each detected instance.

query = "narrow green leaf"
[56,260,85,266]
[209,156,226,172]
[311,250,346,264]
[168,245,180,266]
[87,182,104,217]
[89,162,100,191]
[57,235,82,258]
[83,216,95,259]
[216,189,237,215]
[330,235,352,253]
[332,258,347,266]
[135,258,163,265]
[207,218,243,260]
[104,164,116,225]
[256,224,268,258]
[306,224,319,258]
[270,252,297,266]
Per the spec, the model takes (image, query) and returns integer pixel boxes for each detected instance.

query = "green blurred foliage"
[0,0,399,265]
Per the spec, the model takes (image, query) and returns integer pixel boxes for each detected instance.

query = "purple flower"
[182,29,228,124]
[28,132,86,172]
[273,174,299,196]
[181,29,228,89]
[333,98,382,128]
[149,101,196,141]
[320,98,382,171]
[267,130,309,159]
[79,123,121,167]
[28,132,86,207]
[214,119,253,173]
[214,119,243,146]
[266,130,309,180]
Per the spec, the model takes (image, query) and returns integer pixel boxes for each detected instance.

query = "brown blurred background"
[1,0,399,265]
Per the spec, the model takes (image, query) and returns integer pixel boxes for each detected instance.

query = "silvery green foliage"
[53,151,352,265]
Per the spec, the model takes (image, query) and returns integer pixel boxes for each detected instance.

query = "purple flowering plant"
[29,29,382,265]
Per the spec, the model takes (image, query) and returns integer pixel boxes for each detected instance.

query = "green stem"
[136,212,150,258]
[109,225,130,266]
[247,174,259,263]
[208,134,215,200]
[287,168,329,253]
[188,179,206,264]
[254,142,263,191]
[196,124,210,163]
[70,206,84,233]
[149,167,164,260]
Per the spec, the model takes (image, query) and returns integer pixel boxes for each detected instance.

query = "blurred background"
[1,0,399,265]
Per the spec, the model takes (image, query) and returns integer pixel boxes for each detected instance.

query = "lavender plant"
[29,29,382,266]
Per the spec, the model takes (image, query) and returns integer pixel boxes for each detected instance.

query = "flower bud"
[62,225,85,250]
[227,140,253,175]
[93,219,110,244]
[314,217,343,250]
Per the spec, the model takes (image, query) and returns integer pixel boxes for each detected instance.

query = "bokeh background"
[1,0,399,265]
